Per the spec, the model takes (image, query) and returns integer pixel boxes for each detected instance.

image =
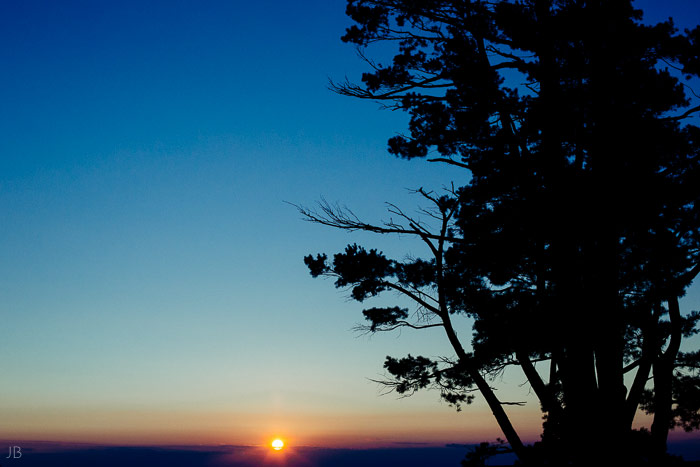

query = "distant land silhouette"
[0,445,471,467]
[1,440,698,466]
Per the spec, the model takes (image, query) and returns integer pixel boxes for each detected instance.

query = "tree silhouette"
[300,1,700,464]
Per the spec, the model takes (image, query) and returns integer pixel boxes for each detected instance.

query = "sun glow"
[271,439,284,451]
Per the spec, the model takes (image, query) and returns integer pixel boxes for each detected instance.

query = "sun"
[271,439,284,451]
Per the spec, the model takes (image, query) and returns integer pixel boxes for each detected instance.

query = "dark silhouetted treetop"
[302,1,700,465]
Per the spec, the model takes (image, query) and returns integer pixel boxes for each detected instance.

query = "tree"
[300,1,700,464]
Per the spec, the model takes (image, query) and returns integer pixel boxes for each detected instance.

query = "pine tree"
[301,2,700,464]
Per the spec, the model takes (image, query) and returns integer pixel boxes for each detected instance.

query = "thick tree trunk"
[516,349,558,415]
[468,363,528,461]
[591,232,627,462]
[594,336,627,464]
[651,297,682,462]
[651,358,673,462]
[625,305,659,428]
[560,342,598,463]
[432,216,528,462]
[440,317,528,462]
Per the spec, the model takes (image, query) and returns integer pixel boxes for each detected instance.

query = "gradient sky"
[1,0,699,449]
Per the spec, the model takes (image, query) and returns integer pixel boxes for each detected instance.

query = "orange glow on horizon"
[0,406,546,448]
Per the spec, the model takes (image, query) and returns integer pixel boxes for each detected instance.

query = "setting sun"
[271,439,284,451]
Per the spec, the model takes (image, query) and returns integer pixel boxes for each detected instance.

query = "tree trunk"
[625,305,658,428]
[560,342,598,464]
[592,231,627,462]
[651,297,682,462]
[651,358,673,462]
[441,316,528,462]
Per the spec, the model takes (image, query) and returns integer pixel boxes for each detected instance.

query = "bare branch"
[658,56,685,72]
[661,104,700,121]
[403,282,440,305]
[523,81,540,95]
[354,320,444,334]
[427,157,470,169]
[329,74,451,101]
[291,199,465,244]
[682,82,700,100]
[623,359,642,374]
[485,45,534,64]
[383,281,442,316]
[680,262,700,286]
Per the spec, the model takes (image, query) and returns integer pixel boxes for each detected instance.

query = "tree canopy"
[301,1,700,465]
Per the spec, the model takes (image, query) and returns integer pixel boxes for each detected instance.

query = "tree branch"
[292,199,465,244]
[383,281,442,316]
[661,104,700,121]
[516,349,560,414]
[330,74,450,100]
[354,320,444,333]
[680,262,700,286]
[664,296,683,362]
[623,359,641,374]
[426,157,470,169]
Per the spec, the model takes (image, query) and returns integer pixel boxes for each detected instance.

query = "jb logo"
[5,446,21,459]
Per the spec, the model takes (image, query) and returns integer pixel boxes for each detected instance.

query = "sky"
[1,0,699,451]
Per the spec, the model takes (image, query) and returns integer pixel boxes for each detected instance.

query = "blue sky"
[0,0,472,446]
[0,0,699,448]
